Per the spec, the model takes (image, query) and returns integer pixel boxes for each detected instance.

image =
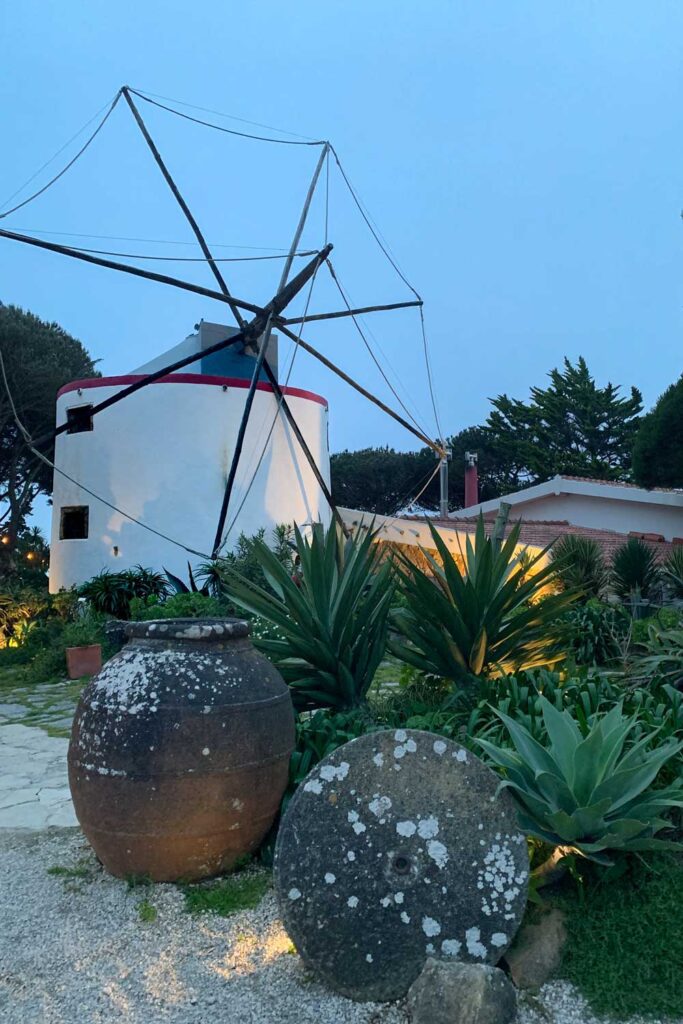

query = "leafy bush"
[662,546,683,600]
[390,518,574,687]
[222,523,395,711]
[478,697,683,864]
[129,591,232,621]
[21,611,111,684]
[631,626,683,689]
[0,586,49,647]
[630,606,683,643]
[611,537,661,601]
[79,566,169,618]
[550,534,609,599]
[557,601,630,668]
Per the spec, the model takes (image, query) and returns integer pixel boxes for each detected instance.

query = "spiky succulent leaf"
[479,697,683,863]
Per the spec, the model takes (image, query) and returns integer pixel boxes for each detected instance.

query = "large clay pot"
[68,618,295,881]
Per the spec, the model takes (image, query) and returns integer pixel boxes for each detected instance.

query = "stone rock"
[274,729,529,1002]
[408,958,517,1024]
[503,908,567,990]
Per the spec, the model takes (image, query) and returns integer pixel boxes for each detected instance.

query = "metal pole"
[438,444,451,518]
[211,146,330,556]
[121,86,246,330]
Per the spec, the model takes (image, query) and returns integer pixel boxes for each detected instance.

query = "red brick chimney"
[464,451,479,508]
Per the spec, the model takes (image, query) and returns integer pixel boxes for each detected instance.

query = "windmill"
[0,86,446,587]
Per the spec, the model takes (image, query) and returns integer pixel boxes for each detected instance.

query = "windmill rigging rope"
[329,146,444,444]
[325,260,432,438]
[129,88,318,141]
[0,91,122,219]
[217,264,321,553]
[30,244,318,263]
[129,89,327,148]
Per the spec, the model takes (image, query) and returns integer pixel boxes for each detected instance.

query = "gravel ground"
[0,827,676,1024]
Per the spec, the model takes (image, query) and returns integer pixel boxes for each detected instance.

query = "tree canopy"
[485,356,643,485]
[331,357,645,515]
[0,304,99,559]
[632,374,683,489]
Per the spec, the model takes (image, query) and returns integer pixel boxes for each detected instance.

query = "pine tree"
[485,356,642,485]
[632,374,683,488]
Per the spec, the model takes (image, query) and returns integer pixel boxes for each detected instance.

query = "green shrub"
[630,606,682,643]
[129,591,232,621]
[478,697,683,864]
[631,625,683,689]
[222,523,395,711]
[611,537,661,601]
[550,534,609,599]
[557,601,630,667]
[78,566,169,618]
[390,517,574,687]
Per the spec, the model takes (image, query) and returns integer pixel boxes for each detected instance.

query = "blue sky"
[1,0,681,469]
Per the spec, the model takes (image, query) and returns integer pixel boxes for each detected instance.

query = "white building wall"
[49,377,330,591]
[497,493,683,541]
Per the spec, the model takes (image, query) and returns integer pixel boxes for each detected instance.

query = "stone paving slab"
[0,720,77,829]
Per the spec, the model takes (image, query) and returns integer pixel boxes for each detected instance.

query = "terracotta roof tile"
[558,475,683,494]
[414,516,675,562]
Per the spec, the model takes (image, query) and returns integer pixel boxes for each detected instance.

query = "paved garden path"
[0,678,79,829]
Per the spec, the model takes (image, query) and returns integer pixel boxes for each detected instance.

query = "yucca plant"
[478,697,683,864]
[389,518,575,686]
[220,522,395,711]
[550,534,609,599]
[611,537,661,601]
[662,546,683,600]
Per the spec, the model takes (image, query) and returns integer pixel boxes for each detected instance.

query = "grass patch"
[552,853,683,1018]
[182,870,271,917]
[47,863,90,879]
[137,899,157,923]
[126,873,152,890]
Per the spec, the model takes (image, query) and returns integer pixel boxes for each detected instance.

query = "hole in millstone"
[392,853,412,875]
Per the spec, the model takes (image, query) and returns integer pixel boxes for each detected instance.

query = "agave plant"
[550,534,609,599]
[478,697,683,863]
[221,522,395,711]
[389,518,575,686]
[662,546,683,600]
[164,562,212,597]
[611,537,661,601]
[78,570,136,618]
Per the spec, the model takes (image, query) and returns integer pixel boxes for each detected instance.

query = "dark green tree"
[632,374,683,488]
[330,427,518,516]
[0,304,99,569]
[485,357,642,485]
[330,446,431,515]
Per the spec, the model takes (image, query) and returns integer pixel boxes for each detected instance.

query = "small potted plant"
[64,606,103,679]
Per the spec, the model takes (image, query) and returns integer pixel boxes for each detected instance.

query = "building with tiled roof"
[448,474,683,546]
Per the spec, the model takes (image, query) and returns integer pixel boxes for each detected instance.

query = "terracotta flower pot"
[67,618,295,882]
[66,644,102,679]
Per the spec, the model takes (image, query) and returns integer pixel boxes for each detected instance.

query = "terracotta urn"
[68,618,294,881]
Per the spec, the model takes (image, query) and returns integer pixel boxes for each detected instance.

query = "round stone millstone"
[274,729,529,1002]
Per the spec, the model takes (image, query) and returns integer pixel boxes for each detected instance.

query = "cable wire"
[330,146,444,443]
[42,244,317,263]
[10,227,305,251]
[0,91,122,220]
[130,89,327,148]
[131,88,317,141]
[325,259,432,438]
[218,265,321,550]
